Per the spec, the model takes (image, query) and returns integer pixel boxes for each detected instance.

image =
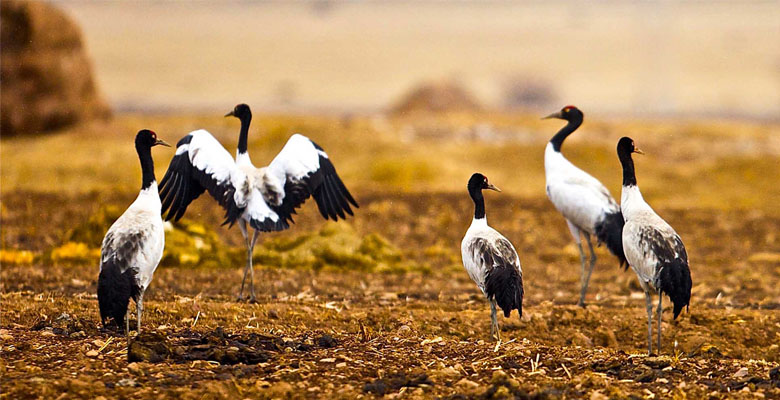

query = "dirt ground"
[2,190,779,399]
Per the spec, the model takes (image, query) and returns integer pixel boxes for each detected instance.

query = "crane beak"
[634,147,645,155]
[155,139,171,147]
[225,111,235,117]
[542,111,562,120]
[486,183,501,192]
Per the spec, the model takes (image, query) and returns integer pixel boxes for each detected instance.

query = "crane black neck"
[136,142,156,191]
[618,147,637,187]
[236,112,252,155]
[469,186,487,220]
[549,114,583,152]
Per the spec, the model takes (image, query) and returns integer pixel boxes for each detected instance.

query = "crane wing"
[159,129,247,226]
[623,219,686,284]
[264,134,358,225]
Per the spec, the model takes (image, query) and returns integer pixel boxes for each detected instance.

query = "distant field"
[58,1,780,118]
[2,112,779,212]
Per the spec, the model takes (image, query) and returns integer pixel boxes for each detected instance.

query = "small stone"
[456,378,479,390]
[86,350,99,358]
[317,334,338,348]
[0,334,13,341]
[70,331,86,339]
[319,358,336,363]
[491,369,508,383]
[434,367,461,381]
[336,362,347,368]
[116,378,137,387]
[40,330,56,337]
[590,391,608,400]
[127,362,142,375]
[493,386,512,399]
[733,367,749,378]
[571,332,593,347]
[398,325,412,334]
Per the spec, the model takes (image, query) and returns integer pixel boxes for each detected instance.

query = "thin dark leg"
[247,230,259,303]
[579,233,597,307]
[645,291,653,355]
[237,221,250,301]
[576,242,588,308]
[137,291,144,335]
[489,299,501,342]
[656,292,663,353]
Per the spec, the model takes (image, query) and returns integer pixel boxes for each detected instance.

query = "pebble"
[436,367,461,380]
[733,367,749,378]
[86,350,99,358]
[456,378,479,390]
[0,334,13,341]
[590,391,608,400]
[116,378,137,387]
[491,370,508,383]
[127,362,142,375]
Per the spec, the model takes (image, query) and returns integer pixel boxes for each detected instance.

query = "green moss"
[60,206,420,272]
[64,204,124,246]
[253,222,417,272]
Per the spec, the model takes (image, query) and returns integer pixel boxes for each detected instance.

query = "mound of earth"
[390,81,483,115]
[0,0,110,136]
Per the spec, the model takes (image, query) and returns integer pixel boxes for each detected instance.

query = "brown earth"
[1,190,779,399]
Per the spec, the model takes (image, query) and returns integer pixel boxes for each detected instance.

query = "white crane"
[543,105,627,307]
[617,137,692,355]
[97,129,170,338]
[461,173,524,341]
[159,104,358,302]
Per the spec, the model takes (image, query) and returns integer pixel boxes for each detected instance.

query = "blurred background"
[19,1,780,118]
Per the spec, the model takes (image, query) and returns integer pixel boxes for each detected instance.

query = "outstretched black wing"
[265,134,358,226]
[158,130,245,226]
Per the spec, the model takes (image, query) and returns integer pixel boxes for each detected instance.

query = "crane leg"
[489,299,501,342]
[137,291,144,335]
[656,292,663,353]
[247,230,260,303]
[566,221,590,308]
[644,290,653,355]
[579,233,598,308]
[237,221,250,301]
[125,310,130,342]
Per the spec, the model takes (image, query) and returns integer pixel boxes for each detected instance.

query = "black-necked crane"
[159,103,358,302]
[97,129,170,338]
[460,173,523,341]
[543,105,627,307]
[617,137,692,355]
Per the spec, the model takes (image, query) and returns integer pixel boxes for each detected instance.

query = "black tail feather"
[659,258,692,319]
[595,211,628,270]
[485,264,524,318]
[97,259,139,329]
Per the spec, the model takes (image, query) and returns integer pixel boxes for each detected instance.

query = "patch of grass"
[254,222,421,273]
[370,158,435,191]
